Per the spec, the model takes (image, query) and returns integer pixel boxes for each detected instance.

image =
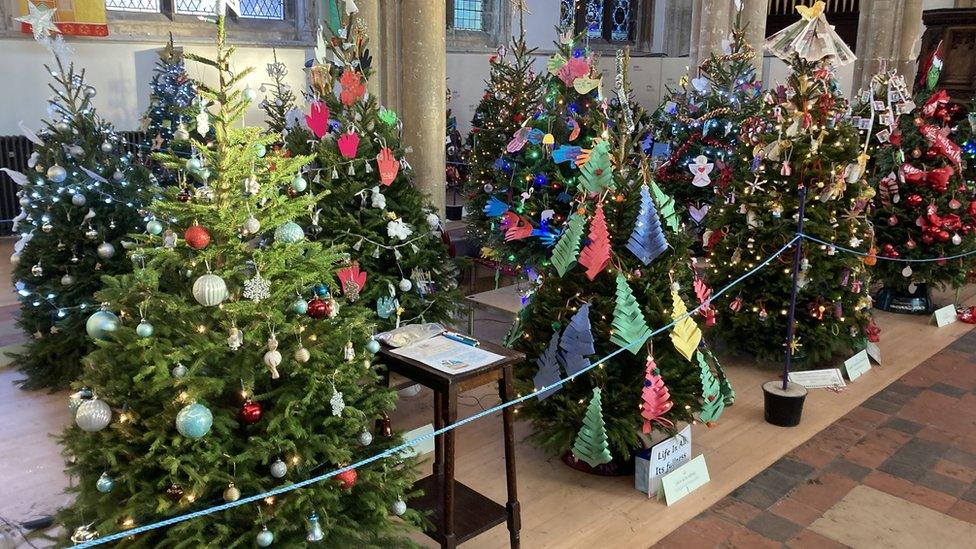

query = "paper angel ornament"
[764,0,855,66]
[688,155,714,187]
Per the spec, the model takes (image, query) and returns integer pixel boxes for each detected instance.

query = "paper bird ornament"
[696,351,726,424]
[551,213,586,277]
[534,332,563,400]
[578,202,611,280]
[610,273,652,353]
[641,356,674,434]
[558,303,595,377]
[571,387,613,468]
[626,185,668,265]
[669,289,702,361]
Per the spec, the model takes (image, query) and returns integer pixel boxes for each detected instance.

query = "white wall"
[0,39,309,135]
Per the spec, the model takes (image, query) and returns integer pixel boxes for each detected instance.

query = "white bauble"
[75,399,112,432]
[294,347,310,363]
[358,430,373,446]
[47,164,67,183]
[270,459,287,478]
[398,278,413,292]
[243,215,261,234]
[71,193,86,206]
[392,499,407,516]
[61,274,75,286]
[426,212,440,230]
[263,349,282,368]
[96,242,116,259]
[192,274,228,307]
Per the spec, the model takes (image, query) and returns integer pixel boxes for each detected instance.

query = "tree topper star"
[16,1,61,43]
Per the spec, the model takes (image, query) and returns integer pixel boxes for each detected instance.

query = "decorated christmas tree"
[464,24,544,260]
[5,33,148,390]
[706,6,873,363]
[471,32,609,271]
[652,9,762,243]
[510,55,728,467]
[857,68,976,310]
[56,15,418,546]
[259,49,301,144]
[140,34,200,186]
[291,11,461,329]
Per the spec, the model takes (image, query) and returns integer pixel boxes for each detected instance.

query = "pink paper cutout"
[338,130,360,159]
[376,147,399,186]
[305,101,330,138]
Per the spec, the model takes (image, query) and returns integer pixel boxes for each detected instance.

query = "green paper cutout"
[379,109,398,126]
[610,273,652,353]
[551,213,586,277]
[696,351,726,423]
[571,387,613,468]
[650,181,680,233]
[579,140,614,193]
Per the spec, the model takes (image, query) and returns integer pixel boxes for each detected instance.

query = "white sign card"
[933,305,957,328]
[866,341,882,365]
[642,425,692,497]
[661,454,710,506]
[844,350,872,381]
[788,368,846,389]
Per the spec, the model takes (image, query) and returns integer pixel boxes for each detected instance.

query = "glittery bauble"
[291,175,308,192]
[97,242,116,259]
[184,225,211,250]
[96,472,114,493]
[313,283,330,298]
[31,263,43,277]
[68,144,85,158]
[75,398,112,432]
[336,468,357,489]
[165,483,184,502]
[146,219,163,235]
[306,298,329,319]
[176,403,213,438]
[243,86,258,102]
[172,364,188,378]
[906,194,923,207]
[274,221,305,244]
[292,298,308,314]
[71,193,86,206]
[61,273,75,286]
[294,346,310,363]
[186,157,203,171]
[270,459,287,478]
[86,310,119,340]
[366,339,381,354]
[254,144,267,158]
[398,278,413,292]
[358,430,373,446]
[392,499,407,516]
[243,216,261,234]
[100,141,113,152]
[223,483,241,502]
[47,164,67,182]
[256,528,274,547]
[240,400,263,424]
[192,274,228,307]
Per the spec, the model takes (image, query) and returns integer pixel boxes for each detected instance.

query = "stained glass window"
[559,0,575,30]
[609,0,631,41]
[452,0,483,31]
[584,0,604,38]
[105,0,161,13]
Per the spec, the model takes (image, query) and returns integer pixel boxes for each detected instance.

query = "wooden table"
[465,285,526,336]
[380,341,525,548]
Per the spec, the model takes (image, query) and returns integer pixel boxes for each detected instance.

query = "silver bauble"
[392,499,407,516]
[68,145,85,158]
[294,346,310,363]
[222,483,241,502]
[256,528,274,547]
[19,196,30,206]
[100,141,113,153]
[86,310,119,339]
[192,274,228,307]
[243,215,261,234]
[358,430,373,446]
[270,459,287,478]
[54,121,70,132]
[97,242,116,259]
[75,398,112,432]
[172,364,188,378]
[47,164,67,182]
[146,219,163,235]
[112,170,123,181]
[96,472,114,493]
[398,278,413,292]
[61,273,75,286]
[83,86,97,98]
[71,193,86,206]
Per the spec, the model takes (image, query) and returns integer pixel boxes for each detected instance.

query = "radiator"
[0,131,145,237]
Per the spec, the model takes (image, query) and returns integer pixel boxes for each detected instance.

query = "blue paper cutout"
[558,303,595,377]
[483,196,510,217]
[552,145,582,164]
[626,185,668,265]
[534,332,563,400]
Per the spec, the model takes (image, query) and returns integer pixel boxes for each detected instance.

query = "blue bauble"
[274,222,305,244]
[186,157,202,171]
[366,339,381,354]
[292,298,308,314]
[176,403,213,438]
[96,472,114,493]
[136,320,154,338]
[313,283,330,298]
[146,219,163,235]
[254,144,267,158]
[86,310,119,340]
[256,528,274,547]
[291,175,308,192]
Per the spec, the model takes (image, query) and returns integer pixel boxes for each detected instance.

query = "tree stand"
[874,283,935,314]
[560,450,634,477]
[763,381,808,427]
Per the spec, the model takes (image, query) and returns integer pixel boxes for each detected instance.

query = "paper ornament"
[558,57,589,87]
[376,147,399,185]
[337,130,360,158]
[578,140,614,193]
[688,203,709,224]
[573,76,600,94]
[483,195,510,217]
[713,354,735,406]
[339,69,366,106]
[640,356,674,434]
[558,303,595,377]
[626,185,668,265]
[551,213,586,277]
[552,145,581,164]
[506,127,530,153]
[567,116,581,141]
[878,171,900,207]
[696,351,726,424]
[336,262,366,301]
[688,155,714,187]
[571,388,613,468]
[693,275,716,327]
[547,53,567,75]
[578,203,611,280]
[610,274,652,353]
[764,0,855,66]
[650,182,681,232]
[669,289,702,361]
[386,218,413,241]
[533,332,562,400]
[305,101,330,138]
[502,211,534,241]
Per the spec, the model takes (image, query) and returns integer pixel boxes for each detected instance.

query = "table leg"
[500,365,521,548]
[442,387,458,549]
[468,304,475,336]
[433,389,444,476]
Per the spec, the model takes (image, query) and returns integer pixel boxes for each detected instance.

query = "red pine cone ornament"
[240,400,263,425]
[185,225,211,250]
[336,468,357,489]
[640,357,674,434]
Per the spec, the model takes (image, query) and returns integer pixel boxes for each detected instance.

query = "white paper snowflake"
[243,274,271,302]
[386,218,413,241]
[330,390,345,416]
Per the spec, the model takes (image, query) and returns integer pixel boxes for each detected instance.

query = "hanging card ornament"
[573,76,601,94]
[641,356,674,433]
[551,213,586,277]
[626,185,668,265]
[337,129,361,158]
[559,57,590,87]
[305,101,330,138]
[688,203,709,224]
[557,303,595,376]
[610,274,652,352]
[376,147,399,185]
[571,388,613,468]
[339,69,366,106]
[336,262,367,301]
[669,289,702,361]
[688,155,714,187]
[533,332,563,400]
[578,203,611,280]
[547,53,567,75]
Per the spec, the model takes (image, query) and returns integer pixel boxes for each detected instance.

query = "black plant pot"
[874,283,935,315]
[763,380,807,427]
[445,204,463,221]
[561,449,635,476]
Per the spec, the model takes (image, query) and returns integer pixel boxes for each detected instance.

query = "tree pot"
[445,204,464,221]
[762,380,807,427]
[561,449,635,476]
[874,283,934,315]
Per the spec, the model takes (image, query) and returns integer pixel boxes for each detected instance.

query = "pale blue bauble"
[136,320,154,338]
[86,310,119,340]
[292,298,308,314]
[366,339,381,354]
[186,157,202,171]
[96,472,114,493]
[146,220,163,235]
[291,175,308,192]
[176,403,213,438]
[47,164,67,183]
[256,528,274,547]
[254,144,267,158]
[75,398,111,432]
[192,274,228,307]
[274,222,305,244]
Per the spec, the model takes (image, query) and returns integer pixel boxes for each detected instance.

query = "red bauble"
[906,194,923,207]
[306,298,329,319]
[240,400,263,424]
[336,468,357,489]
[185,225,211,250]
[922,234,935,245]
[177,188,192,202]
[888,215,898,226]
[968,201,976,217]
[938,230,951,242]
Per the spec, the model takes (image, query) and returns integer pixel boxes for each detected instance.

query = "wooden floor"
[0,234,973,547]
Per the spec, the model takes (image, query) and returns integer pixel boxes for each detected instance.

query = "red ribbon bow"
[902,164,953,192]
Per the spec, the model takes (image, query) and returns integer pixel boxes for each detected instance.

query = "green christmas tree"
[259,49,300,144]
[571,387,612,468]
[290,15,461,329]
[7,44,148,390]
[706,9,873,363]
[652,11,762,245]
[510,57,726,461]
[56,15,418,546]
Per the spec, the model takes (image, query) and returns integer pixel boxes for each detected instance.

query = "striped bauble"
[192,273,229,306]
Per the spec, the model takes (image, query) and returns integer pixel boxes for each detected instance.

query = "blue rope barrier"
[71,237,801,547]
[799,233,976,263]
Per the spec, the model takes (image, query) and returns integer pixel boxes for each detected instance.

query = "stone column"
[852,0,899,92]
[896,0,924,91]
[740,0,768,70]
[379,0,401,112]
[662,0,695,57]
[693,0,734,69]
[400,0,446,215]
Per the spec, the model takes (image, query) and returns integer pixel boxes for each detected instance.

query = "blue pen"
[442,332,480,347]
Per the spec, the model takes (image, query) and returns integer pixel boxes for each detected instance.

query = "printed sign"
[933,305,957,328]
[788,368,846,389]
[661,454,710,506]
[844,350,872,381]
[635,425,692,497]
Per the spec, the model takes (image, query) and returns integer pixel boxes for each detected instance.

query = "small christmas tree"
[291,12,461,328]
[571,387,612,468]
[259,49,301,145]
[706,6,873,363]
[652,9,762,243]
[140,34,200,186]
[56,14,418,546]
[7,36,148,390]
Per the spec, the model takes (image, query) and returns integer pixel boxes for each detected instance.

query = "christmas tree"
[56,15,418,546]
[464,25,544,261]
[259,49,301,145]
[470,32,609,271]
[141,35,200,186]
[706,7,873,363]
[290,12,461,329]
[6,39,149,390]
[510,54,727,463]
[652,10,762,244]
[858,69,976,303]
